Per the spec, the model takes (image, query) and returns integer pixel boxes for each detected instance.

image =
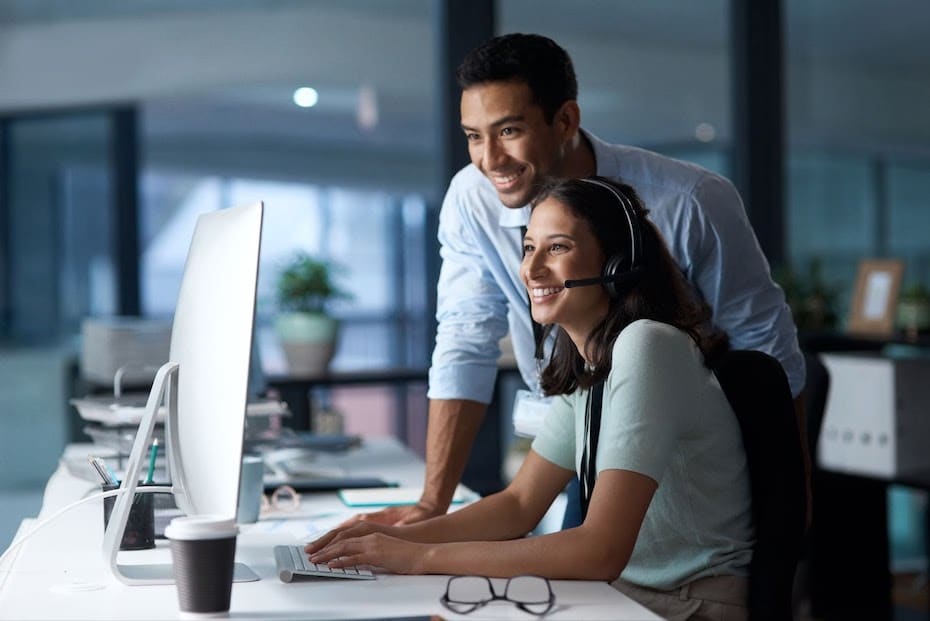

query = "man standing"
[365,33,805,525]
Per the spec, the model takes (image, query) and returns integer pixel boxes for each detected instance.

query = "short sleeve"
[530,394,576,471]
[596,320,702,483]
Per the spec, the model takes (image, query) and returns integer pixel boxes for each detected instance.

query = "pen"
[99,457,120,486]
[145,438,159,484]
[88,456,111,485]
[90,456,117,486]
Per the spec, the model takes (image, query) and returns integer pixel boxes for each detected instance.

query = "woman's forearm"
[414,468,654,580]
[398,450,570,544]
[400,486,541,543]
[417,526,623,581]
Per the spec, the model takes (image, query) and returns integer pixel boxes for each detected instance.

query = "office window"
[139,173,431,372]
[141,174,223,317]
[498,1,731,165]
[3,114,114,341]
[786,0,930,325]
[787,155,930,306]
[786,153,876,317]
[888,164,930,287]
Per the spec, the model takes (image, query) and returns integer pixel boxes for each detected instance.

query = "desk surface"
[1,438,658,620]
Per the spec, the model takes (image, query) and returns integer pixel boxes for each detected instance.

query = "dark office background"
[1,1,928,615]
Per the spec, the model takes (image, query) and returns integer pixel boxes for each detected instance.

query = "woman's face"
[521,197,610,348]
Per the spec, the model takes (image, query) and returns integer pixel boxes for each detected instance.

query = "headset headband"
[578,178,641,271]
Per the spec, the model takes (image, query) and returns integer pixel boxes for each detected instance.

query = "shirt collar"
[581,128,613,177]
[499,204,530,228]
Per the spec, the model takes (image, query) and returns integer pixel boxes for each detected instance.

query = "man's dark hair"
[456,33,577,123]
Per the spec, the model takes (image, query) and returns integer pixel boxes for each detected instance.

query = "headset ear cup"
[602,255,626,299]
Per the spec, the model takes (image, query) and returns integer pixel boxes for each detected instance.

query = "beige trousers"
[611,575,749,621]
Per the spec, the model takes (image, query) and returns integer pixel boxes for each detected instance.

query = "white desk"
[1,439,660,620]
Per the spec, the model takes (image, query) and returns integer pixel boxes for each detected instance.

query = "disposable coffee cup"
[165,515,238,618]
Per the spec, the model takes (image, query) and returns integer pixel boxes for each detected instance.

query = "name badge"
[512,390,554,438]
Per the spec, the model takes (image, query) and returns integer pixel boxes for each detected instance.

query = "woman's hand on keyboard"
[305,521,396,555]
[305,523,427,575]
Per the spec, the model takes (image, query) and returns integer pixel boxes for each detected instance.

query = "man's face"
[460,81,570,209]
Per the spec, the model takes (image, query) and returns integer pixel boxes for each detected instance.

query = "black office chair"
[714,350,807,621]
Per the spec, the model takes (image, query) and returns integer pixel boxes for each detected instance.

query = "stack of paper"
[71,396,288,426]
[80,317,171,386]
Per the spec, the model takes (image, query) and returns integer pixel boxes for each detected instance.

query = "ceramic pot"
[274,312,337,377]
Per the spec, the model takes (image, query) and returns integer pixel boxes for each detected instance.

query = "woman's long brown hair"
[533,176,729,396]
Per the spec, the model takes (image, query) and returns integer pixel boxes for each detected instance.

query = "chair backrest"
[803,352,831,458]
[714,350,807,621]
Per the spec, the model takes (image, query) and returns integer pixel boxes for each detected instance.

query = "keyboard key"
[274,545,374,582]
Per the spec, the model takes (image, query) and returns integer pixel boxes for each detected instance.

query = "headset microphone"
[564,276,609,289]
[563,267,643,297]
[564,268,642,291]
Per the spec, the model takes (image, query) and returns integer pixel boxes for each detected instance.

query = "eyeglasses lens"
[506,576,553,614]
[445,576,493,613]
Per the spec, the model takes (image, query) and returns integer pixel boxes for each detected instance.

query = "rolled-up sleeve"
[427,185,510,404]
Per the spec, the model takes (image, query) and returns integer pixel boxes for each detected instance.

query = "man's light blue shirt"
[428,130,805,403]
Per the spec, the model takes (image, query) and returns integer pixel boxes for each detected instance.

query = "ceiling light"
[356,84,379,131]
[293,87,319,108]
[695,123,715,142]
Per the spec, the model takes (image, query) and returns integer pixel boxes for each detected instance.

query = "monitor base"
[114,562,260,585]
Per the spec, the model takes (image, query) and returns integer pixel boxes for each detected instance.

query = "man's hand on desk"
[304,522,427,574]
[350,501,444,527]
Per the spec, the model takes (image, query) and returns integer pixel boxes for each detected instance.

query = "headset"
[563,178,645,299]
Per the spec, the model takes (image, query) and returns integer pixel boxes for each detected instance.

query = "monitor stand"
[101,361,259,585]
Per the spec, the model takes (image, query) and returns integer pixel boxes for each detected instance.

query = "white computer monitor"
[102,201,263,585]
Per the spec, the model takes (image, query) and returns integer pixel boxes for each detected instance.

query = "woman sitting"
[307,176,753,620]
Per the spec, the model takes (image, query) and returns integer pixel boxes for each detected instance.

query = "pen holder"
[102,483,156,550]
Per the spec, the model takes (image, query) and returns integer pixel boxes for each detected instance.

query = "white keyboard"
[274,545,375,582]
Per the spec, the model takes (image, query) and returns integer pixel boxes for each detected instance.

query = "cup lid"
[164,515,238,540]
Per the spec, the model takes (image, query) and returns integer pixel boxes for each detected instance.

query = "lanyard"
[579,380,605,521]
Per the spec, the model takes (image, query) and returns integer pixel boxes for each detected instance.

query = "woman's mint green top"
[532,319,753,590]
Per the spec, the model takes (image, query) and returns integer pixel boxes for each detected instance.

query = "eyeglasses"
[260,485,301,514]
[440,575,555,616]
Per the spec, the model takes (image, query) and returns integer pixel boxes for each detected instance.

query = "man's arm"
[360,398,487,525]
[419,399,487,514]
[356,171,509,526]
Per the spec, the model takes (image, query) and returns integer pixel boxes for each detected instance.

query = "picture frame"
[847,259,905,336]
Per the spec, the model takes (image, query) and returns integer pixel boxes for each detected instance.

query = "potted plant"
[897,282,930,340]
[274,252,351,377]
[773,258,839,334]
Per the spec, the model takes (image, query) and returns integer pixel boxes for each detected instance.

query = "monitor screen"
[103,201,263,585]
[167,201,263,518]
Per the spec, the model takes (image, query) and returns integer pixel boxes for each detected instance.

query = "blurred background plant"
[897,282,930,338]
[276,252,352,314]
[774,258,840,333]
[274,252,353,377]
